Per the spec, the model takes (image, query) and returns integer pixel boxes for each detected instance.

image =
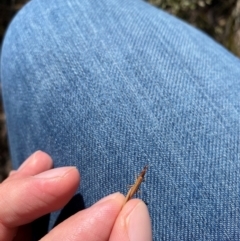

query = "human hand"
[0,151,152,241]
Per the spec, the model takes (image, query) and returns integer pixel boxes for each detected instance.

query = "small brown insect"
[124,165,148,204]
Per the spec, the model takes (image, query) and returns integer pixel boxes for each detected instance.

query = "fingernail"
[18,151,39,171]
[93,192,123,206]
[34,167,76,179]
[18,150,46,171]
[126,202,152,241]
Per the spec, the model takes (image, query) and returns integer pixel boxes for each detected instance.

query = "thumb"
[40,192,125,241]
[110,199,152,241]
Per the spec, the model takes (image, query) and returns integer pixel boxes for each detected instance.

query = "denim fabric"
[1,0,240,240]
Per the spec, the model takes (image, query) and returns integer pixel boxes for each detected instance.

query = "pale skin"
[0,151,152,241]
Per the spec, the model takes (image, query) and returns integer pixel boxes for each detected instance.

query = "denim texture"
[1,0,240,240]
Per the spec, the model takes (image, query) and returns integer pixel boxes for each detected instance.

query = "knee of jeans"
[0,1,80,84]
[1,0,129,93]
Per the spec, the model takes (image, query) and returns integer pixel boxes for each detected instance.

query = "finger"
[109,199,152,241]
[0,222,17,241]
[0,166,80,240]
[8,151,53,179]
[40,192,125,241]
[0,224,32,241]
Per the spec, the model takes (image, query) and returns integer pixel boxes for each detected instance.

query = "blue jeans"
[1,0,240,240]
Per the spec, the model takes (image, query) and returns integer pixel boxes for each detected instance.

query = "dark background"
[0,0,239,182]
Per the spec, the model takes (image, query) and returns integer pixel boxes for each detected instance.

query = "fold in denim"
[1,0,240,240]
